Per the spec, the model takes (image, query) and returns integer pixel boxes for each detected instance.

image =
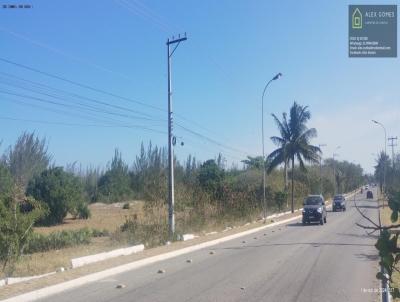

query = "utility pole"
[332,146,340,195]
[167,33,187,239]
[388,136,398,168]
[372,120,387,194]
[318,144,327,195]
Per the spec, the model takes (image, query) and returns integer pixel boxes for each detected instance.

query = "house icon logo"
[352,8,362,29]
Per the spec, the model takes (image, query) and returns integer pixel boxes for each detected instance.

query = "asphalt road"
[39,190,381,302]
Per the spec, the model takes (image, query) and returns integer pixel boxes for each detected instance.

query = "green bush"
[25,228,108,253]
[118,215,168,248]
[274,191,288,211]
[77,203,91,219]
[198,160,224,199]
[26,167,86,225]
[97,149,133,203]
[0,164,13,201]
[91,228,110,237]
[0,195,48,276]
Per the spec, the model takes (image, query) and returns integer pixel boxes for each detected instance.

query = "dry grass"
[34,201,145,234]
[11,237,123,278]
[9,200,264,278]
[380,198,392,226]
[4,201,146,278]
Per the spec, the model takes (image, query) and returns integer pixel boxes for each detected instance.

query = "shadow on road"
[350,204,378,209]
[354,253,379,261]
[286,221,336,227]
[336,232,379,240]
[218,241,374,251]
[286,222,325,227]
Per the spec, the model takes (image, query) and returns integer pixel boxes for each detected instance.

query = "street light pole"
[332,146,341,194]
[167,34,187,239]
[261,73,282,221]
[372,120,387,195]
[371,120,391,302]
[318,144,327,195]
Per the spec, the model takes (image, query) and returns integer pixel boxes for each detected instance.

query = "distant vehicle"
[302,195,327,225]
[365,185,369,190]
[332,194,346,212]
[367,190,374,199]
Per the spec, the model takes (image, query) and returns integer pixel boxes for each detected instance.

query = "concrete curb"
[181,234,199,241]
[0,272,56,287]
[71,244,145,268]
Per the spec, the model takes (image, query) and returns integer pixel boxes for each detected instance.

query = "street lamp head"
[272,73,282,81]
[372,119,379,124]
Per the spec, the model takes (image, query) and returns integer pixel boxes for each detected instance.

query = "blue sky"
[0,0,399,173]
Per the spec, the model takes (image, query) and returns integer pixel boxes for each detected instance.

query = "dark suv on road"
[332,194,346,212]
[302,195,327,225]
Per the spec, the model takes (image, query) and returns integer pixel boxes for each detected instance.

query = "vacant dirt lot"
[34,201,145,234]
[8,201,145,278]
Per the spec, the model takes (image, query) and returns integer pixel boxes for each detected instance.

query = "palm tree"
[267,102,321,213]
[267,112,291,189]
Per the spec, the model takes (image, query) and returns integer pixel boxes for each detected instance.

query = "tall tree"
[2,132,51,190]
[198,159,225,199]
[267,102,321,213]
[26,167,86,225]
[267,112,291,189]
[98,149,132,203]
[374,151,391,192]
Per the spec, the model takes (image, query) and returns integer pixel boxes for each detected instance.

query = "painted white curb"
[71,244,144,268]
[181,234,195,241]
[0,272,56,287]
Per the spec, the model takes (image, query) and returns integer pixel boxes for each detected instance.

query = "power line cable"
[114,0,241,143]
[1,68,244,156]
[0,77,164,123]
[0,115,163,130]
[1,4,241,148]
[0,71,165,121]
[0,26,136,83]
[176,135,244,162]
[0,59,247,158]
[0,57,164,113]
[0,98,167,135]
[175,123,248,156]
[114,0,174,33]
[0,88,158,126]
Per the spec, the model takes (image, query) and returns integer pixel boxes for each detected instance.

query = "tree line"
[0,102,365,276]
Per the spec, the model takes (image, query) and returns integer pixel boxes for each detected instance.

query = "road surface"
[38,190,381,302]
